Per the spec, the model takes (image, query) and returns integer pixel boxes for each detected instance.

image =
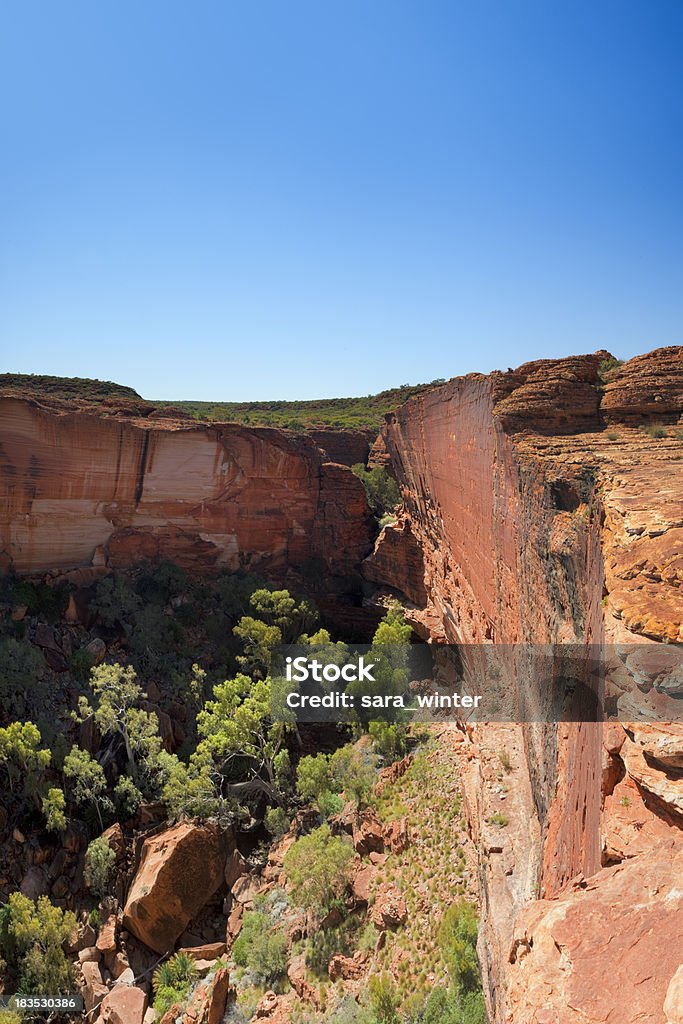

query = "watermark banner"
[270,643,683,724]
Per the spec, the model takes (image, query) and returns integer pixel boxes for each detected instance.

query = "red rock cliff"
[0,396,375,580]
[365,346,682,1023]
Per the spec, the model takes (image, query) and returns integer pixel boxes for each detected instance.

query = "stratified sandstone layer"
[365,346,682,1023]
[0,396,375,579]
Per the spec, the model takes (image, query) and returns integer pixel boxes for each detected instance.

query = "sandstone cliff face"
[0,397,375,580]
[366,347,682,1023]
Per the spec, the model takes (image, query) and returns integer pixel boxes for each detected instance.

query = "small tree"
[283,824,354,917]
[368,972,400,1024]
[0,893,77,995]
[63,746,112,829]
[84,837,117,899]
[232,911,288,984]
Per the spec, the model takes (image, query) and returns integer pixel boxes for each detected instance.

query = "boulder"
[383,816,409,853]
[80,960,107,1014]
[123,821,233,954]
[224,848,246,888]
[328,951,367,981]
[99,984,148,1024]
[370,883,407,930]
[178,942,226,961]
[665,964,683,1024]
[352,808,384,856]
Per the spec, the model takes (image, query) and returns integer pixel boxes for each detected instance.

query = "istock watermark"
[270,644,683,725]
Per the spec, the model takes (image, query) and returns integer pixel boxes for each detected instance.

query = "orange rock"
[99,985,148,1024]
[370,883,407,930]
[123,821,233,954]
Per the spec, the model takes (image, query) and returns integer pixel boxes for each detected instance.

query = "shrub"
[153,951,197,1016]
[497,750,512,773]
[231,911,287,984]
[437,900,481,995]
[283,825,354,916]
[488,813,508,828]
[369,722,408,762]
[368,972,400,1024]
[84,837,117,899]
[351,465,401,518]
[0,637,46,718]
[640,424,666,439]
[0,893,77,995]
[69,647,96,682]
[264,806,290,837]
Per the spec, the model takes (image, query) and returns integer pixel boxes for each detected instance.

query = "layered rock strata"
[365,346,682,1022]
[0,397,375,579]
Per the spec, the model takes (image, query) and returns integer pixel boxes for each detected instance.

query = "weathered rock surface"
[373,346,682,1022]
[99,985,148,1024]
[307,427,374,467]
[506,842,683,1024]
[123,822,232,954]
[0,397,374,578]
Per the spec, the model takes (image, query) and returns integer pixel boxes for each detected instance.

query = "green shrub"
[640,423,666,439]
[351,465,401,517]
[69,647,96,682]
[369,722,408,762]
[264,806,290,837]
[0,893,77,995]
[84,837,117,899]
[231,911,287,984]
[283,825,354,916]
[153,951,197,1016]
[368,972,400,1024]
[437,901,481,995]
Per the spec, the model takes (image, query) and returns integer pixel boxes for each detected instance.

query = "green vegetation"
[597,356,624,382]
[351,465,401,518]
[283,824,355,917]
[640,423,667,438]
[0,893,77,996]
[155,382,439,430]
[232,911,288,985]
[487,813,509,828]
[368,973,401,1024]
[84,837,117,899]
[0,373,141,400]
[152,951,198,1017]
[295,743,376,812]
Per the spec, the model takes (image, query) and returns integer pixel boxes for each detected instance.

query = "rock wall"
[0,397,375,580]
[366,347,682,1022]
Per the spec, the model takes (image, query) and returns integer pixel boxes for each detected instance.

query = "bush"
[84,837,117,899]
[351,465,401,518]
[369,722,408,762]
[368,972,400,1024]
[231,911,288,984]
[437,901,481,995]
[283,825,354,916]
[153,951,197,1016]
[264,806,290,838]
[0,637,46,718]
[0,893,77,995]
[69,647,96,682]
[640,424,666,439]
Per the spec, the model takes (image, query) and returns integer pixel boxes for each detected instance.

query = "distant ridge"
[0,373,141,400]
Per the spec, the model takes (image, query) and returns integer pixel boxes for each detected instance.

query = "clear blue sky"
[1,1,681,400]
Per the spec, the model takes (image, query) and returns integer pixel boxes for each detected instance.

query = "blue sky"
[1,1,681,400]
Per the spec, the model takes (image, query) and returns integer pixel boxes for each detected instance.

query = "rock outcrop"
[0,397,375,578]
[123,822,233,954]
[369,346,682,1022]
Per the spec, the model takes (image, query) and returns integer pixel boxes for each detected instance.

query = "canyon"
[1,346,682,1023]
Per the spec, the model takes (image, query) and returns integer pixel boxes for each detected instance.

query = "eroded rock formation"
[0,396,375,580]
[365,346,682,1022]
